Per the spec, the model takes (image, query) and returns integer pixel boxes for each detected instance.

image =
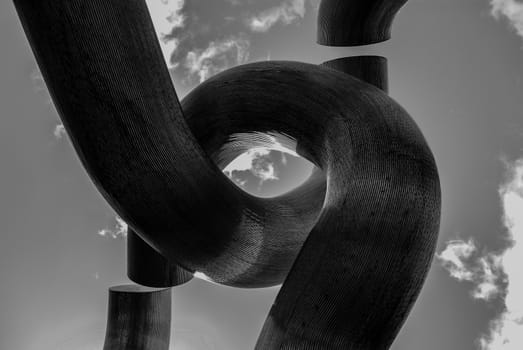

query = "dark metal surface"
[103,285,171,350]
[14,0,440,348]
[321,56,389,93]
[186,62,440,349]
[128,229,193,287]
[318,0,408,46]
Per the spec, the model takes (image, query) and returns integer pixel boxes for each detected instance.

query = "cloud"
[97,216,128,239]
[437,158,523,348]
[224,148,279,186]
[145,0,186,67]
[437,239,504,301]
[490,0,523,38]
[149,1,254,84]
[185,36,250,82]
[222,132,301,188]
[437,239,478,281]
[479,158,523,349]
[54,124,66,139]
[30,68,66,139]
[248,0,306,32]
[31,67,53,105]
[144,0,310,85]
[474,254,504,301]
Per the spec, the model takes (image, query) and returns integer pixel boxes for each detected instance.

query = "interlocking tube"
[14,0,440,348]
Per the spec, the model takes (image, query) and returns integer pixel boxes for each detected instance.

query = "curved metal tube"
[318,0,408,46]
[185,62,440,349]
[13,0,325,288]
[14,0,440,348]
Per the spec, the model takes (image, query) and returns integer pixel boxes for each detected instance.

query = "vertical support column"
[321,56,389,93]
[103,285,172,350]
[128,229,193,288]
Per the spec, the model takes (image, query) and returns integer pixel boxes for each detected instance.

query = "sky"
[1,0,523,349]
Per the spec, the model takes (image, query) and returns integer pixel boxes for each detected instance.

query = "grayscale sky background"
[1,0,523,349]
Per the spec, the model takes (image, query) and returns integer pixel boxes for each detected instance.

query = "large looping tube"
[14,0,440,348]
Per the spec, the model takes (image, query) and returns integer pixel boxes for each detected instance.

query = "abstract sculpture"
[14,0,441,349]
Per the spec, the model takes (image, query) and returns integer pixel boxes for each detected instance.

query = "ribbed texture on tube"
[183,62,441,349]
[12,0,241,278]
[15,1,441,348]
[128,230,193,288]
[103,285,171,350]
[13,0,325,288]
[317,0,408,46]
[321,56,389,93]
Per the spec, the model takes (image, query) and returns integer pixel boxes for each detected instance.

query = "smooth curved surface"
[14,0,441,348]
[318,0,408,46]
[103,285,171,350]
[128,229,193,288]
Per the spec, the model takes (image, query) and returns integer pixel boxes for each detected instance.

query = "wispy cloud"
[185,36,250,82]
[479,158,523,349]
[145,0,186,67]
[224,148,279,187]
[490,0,523,38]
[437,239,504,301]
[144,0,310,84]
[437,239,479,282]
[222,132,300,188]
[54,124,66,139]
[97,216,128,239]
[30,68,67,140]
[31,68,53,105]
[437,158,523,348]
[248,0,306,32]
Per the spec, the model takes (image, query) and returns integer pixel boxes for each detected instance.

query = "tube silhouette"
[103,285,171,350]
[317,0,409,46]
[14,0,440,348]
[321,56,389,93]
[128,229,193,288]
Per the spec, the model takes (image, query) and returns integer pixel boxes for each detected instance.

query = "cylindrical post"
[103,285,172,350]
[321,56,389,93]
[128,229,193,288]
